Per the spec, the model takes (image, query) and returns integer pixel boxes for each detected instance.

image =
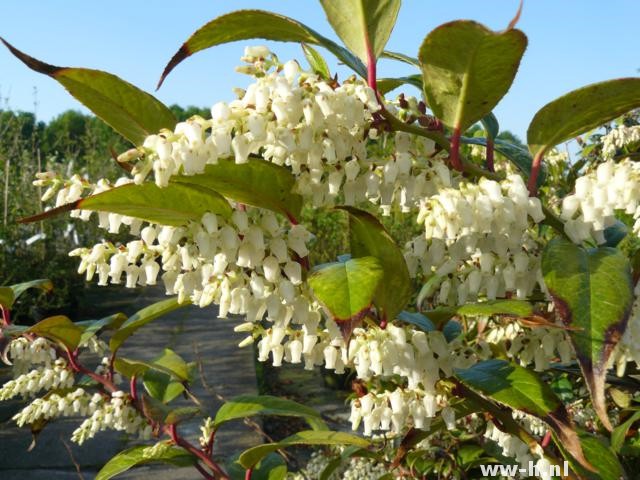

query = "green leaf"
[456,359,589,470]
[456,360,562,418]
[556,431,626,480]
[527,78,640,161]
[238,430,370,469]
[226,452,287,480]
[319,0,401,63]
[542,237,634,430]
[1,38,176,146]
[339,207,411,322]
[158,10,366,87]
[377,75,423,95]
[302,43,331,80]
[423,300,534,326]
[150,348,193,382]
[170,158,302,220]
[460,136,547,187]
[418,20,527,132]
[110,298,188,354]
[214,394,327,431]
[612,410,640,453]
[603,220,628,248]
[115,350,193,383]
[143,369,184,404]
[95,444,195,480]
[480,112,499,139]
[28,315,82,350]
[309,256,384,339]
[0,279,53,309]
[77,313,127,346]
[381,50,420,67]
[397,311,435,332]
[20,181,232,226]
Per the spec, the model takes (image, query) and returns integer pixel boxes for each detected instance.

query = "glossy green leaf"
[1,38,175,146]
[419,20,526,132]
[542,238,634,430]
[20,182,232,226]
[143,369,184,404]
[456,360,562,418]
[0,279,53,309]
[170,158,302,219]
[238,430,369,469]
[556,431,625,480]
[28,315,82,350]
[377,75,423,95]
[215,394,327,431]
[302,43,331,80]
[309,256,383,338]
[158,10,365,87]
[339,207,411,322]
[527,78,640,161]
[319,0,400,63]
[456,359,588,469]
[113,358,151,378]
[460,136,547,186]
[96,444,195,480]
[110,298,188,353]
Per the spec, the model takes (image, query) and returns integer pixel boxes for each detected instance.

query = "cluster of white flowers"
[71,390,151,445]
[0,358,73,400]
[7,337,57,374]
[198,417,215,448]
[601,125,640,158]
[406,175,545,307]
[13,387,91,426]
[287,448,390,480]
[560,159,640,243]
[484,422,554,479]
[482,321,572,372]
[349,388,456,436]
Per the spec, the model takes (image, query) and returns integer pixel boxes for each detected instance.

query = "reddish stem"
[379,313,388,330]
[449,127,464,171]
[366,46,377,94]
[167,424,228,479]
[130,375,138,402]
[286,212,299,225]
[65,348,119,392]
[541,430,552,448]
[528,151,544,196]
[486,138,495,173]
[205,430,216,457]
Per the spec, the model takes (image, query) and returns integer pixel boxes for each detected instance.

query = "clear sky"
[1,1,639,141]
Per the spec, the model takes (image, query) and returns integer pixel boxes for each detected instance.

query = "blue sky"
[1,1,639,141]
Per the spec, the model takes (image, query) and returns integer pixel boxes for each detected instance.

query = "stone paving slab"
[0,285,261,479]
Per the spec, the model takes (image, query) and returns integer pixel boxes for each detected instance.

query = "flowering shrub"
[3,1,640,478]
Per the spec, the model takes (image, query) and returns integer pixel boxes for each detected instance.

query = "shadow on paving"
[0,285,261,479]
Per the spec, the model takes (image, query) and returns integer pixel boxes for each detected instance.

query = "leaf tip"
[0,36,61,76]
[506,0,524,30]
[157,44,191,90]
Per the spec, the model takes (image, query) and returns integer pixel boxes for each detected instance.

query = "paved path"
[0,285,261,479]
